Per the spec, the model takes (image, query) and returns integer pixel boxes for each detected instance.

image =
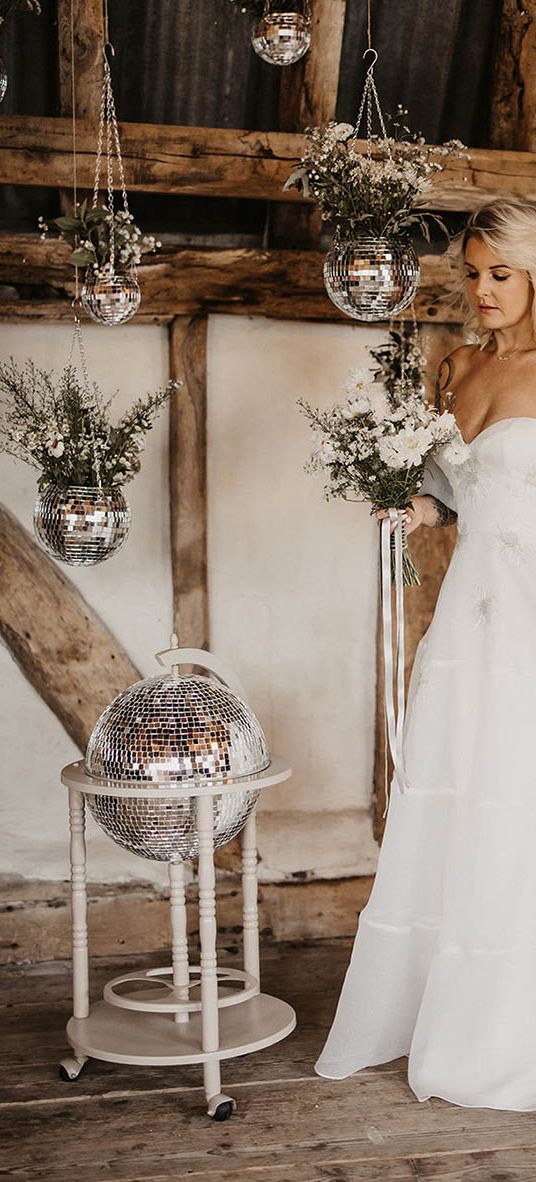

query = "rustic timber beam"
[0,235,463,324]
[490,1,536,151]
[0,503,140,752]
[168,317,208,652]
[278,0,348,132]
[272,0,347,248]
[57,0,105,215]
[1,114,535,208]
[57,0,104,122]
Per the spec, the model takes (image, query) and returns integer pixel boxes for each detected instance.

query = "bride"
[315,197,536,1110]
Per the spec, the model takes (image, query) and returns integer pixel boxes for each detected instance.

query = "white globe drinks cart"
[58,645,296,1121]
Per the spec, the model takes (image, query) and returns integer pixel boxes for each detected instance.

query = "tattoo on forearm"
[426,494,457,527]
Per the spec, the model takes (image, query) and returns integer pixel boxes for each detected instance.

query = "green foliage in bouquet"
[369,321,428,399]
[39,199,160,279]
[0,358,180,491]
[284,109,467,242]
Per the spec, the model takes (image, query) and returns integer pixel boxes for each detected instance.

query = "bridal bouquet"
[298,368,467,585]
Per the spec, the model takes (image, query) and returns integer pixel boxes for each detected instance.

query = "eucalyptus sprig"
[38,198,160,279]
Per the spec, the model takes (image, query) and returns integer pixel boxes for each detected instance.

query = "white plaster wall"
[0,323,173,885]
[0,315,386,888]
[207,315,384,879]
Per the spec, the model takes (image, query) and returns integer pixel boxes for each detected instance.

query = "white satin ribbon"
[380,510,410,818]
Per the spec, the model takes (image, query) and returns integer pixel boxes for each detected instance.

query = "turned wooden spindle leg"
[197,792,222,1105]
[169,860,190,1025]
[241,808,260,994]
[69,787,89,1020]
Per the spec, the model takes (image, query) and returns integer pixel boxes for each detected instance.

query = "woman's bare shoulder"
[437,343,479,389]
[439,343,479,374]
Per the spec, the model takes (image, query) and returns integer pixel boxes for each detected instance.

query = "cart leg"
[241,808,260,994]
[198,793,236,1121]
[60,787,89,1082]
[169,860,190,1024]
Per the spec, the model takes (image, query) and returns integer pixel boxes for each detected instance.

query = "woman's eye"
[466,272,478,280]
[492,273,509,282]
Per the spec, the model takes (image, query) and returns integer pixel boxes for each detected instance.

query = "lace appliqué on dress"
[494,527,534,566]
[452,456,493,504]
[473,585,498,628]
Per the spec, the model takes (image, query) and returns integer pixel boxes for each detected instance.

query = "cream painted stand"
[59,752,295,1121]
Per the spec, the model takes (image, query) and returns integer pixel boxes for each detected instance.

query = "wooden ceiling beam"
[1,114,535,208]
[0,234,461,324]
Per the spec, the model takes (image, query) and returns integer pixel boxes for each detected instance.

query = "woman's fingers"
[376,508,414,533]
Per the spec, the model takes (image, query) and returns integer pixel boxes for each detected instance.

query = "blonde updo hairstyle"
[448,197,536,345]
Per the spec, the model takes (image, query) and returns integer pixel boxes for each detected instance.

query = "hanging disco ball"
[323,235,420,322]
[0,57,7,103]
[34,485,130,566]
[84,672,269,862]
[81,273,141,326]
[251,11,311,65]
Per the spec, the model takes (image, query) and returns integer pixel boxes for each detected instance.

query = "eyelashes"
[465,272,509,282]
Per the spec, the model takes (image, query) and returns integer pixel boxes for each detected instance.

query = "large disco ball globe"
[251,12,311,65]
[84,673,269,862]
[34,484,130,566]
[81,273,141,326]
[323,234,420,321]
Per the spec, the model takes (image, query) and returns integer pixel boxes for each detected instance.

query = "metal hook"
[362,46,378,71]
[103,41,115,66]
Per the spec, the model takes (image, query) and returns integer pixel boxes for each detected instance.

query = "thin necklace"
[495,339,536,361]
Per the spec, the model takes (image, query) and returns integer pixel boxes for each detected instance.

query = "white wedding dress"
[315,416,536,1110]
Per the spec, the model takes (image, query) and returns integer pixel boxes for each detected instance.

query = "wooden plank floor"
[2,941,536,1181]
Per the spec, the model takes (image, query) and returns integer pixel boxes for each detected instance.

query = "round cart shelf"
[67,993,296,1066]
[58,646,296,1120]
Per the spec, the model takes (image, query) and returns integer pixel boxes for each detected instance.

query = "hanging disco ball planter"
[81,273,141,327]
[84,661,269,862]
[323,234,420,322]
[34,484,130,566]
[251,6,311,65]
[0,57,8,103]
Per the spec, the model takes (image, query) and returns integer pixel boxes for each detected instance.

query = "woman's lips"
[479,305,498,311]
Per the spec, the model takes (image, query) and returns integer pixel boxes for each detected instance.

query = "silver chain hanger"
[351,47,392,161]
[68,312,104,490]
[67,0,103,490]
[92,42,131,278]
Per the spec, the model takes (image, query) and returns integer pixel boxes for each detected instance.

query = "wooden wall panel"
[168,317,208,652]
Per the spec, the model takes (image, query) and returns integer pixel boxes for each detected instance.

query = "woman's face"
[463,236,533,331]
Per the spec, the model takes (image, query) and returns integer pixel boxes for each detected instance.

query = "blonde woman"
[315,198,536,1110]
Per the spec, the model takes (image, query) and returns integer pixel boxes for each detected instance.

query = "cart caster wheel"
[59,1055,88,1082]
[207,1093,236,1121]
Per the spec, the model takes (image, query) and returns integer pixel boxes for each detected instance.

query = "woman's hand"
[375,496,435,536]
